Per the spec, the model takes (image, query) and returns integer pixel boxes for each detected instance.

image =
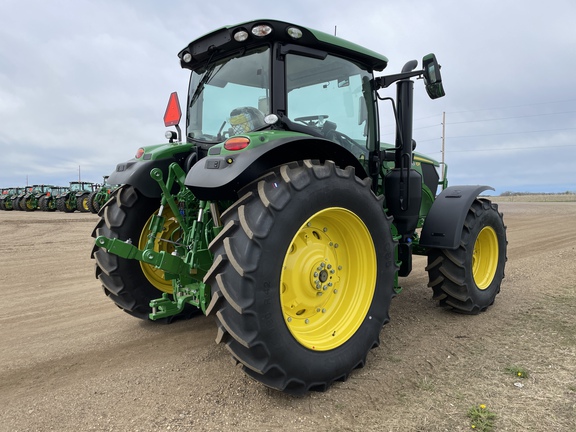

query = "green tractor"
[1,187,21,211]
[39,186,68,211]
[20,185,55,211]
[92,20,507,394]
[0,188,11,210]
[86,176,116,214]
[12,187,32,211]
[56,181,94,212]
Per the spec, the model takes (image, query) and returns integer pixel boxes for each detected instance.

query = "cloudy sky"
[1,0,575,195]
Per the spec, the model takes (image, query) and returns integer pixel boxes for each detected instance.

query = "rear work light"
[224,137,250,151]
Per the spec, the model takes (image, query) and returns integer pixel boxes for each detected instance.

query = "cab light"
[224,137,250,151]
[234,30,249,42]
[252,24,272,37]
[135,148,145,158]
[287,27,303,39]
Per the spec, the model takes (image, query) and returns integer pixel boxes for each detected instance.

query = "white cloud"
[0,0,575,193]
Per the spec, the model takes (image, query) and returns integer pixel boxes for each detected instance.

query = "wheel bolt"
[305,319,309,324]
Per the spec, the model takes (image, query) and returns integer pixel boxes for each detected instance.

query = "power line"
[445,144,576,153]
[446,127,576,139]
[445,98,576,115]
[447,110,576,125]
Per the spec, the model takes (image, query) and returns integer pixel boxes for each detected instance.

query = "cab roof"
[178,19,388,72]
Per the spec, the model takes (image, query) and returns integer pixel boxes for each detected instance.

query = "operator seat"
[229,107,266,134]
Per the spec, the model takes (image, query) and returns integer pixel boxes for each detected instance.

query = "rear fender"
[108,154,194,198]
[185,136,367,200]
[419,185,494,249]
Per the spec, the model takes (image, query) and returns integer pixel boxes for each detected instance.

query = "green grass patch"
[505,365,529,379]
[467,404,496,431]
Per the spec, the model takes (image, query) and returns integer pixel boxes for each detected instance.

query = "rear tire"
[56,196,75,212]
[92,185,199,322]
[205,160,396,394]
[77,192,90,212]
[426,198,507,314]
[87,191,99,213]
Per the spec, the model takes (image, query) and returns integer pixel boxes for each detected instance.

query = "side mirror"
[422,54,445,99]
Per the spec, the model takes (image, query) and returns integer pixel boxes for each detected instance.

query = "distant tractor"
[87,176,116,214]
[92,20,507,394]
[56,181,94,212]
[12,187,31,211]
[20,185,55,211]
[1,188,21,211]
[0,188,10,210]
[39,186,68,211]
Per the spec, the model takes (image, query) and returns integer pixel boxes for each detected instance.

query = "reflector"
[164,92,182,127]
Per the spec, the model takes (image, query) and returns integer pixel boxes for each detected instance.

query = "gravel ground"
[0,201,575,431]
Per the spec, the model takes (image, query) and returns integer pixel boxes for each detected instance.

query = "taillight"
[135,148,144,158]
[224,137,250,151]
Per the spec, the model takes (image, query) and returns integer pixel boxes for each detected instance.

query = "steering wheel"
[294,115,329,127]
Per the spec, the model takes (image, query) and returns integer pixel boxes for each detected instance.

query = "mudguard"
[185,136,367,200]
[419,185,494,249]
[107,157,182,198]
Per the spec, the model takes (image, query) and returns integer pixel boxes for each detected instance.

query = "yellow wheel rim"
[280,207,377,351]
[138,207,180,294]
[472,226,498,290]
[82,197,89,211]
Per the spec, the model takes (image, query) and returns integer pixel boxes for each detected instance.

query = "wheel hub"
[280,207,376,351]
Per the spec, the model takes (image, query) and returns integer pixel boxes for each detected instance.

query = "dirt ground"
[0,200,575,431]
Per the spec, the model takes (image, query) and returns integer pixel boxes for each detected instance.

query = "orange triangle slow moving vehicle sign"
[164,92,182,127]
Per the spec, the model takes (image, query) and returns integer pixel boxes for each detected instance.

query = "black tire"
[39,196,49,211]
[0,199,5,211]
[56,196,75,212]
[92,185,199,322]
[77,192,90,212]
[46,197,57,211]
[24,196,36,211]
[205,160,396,394]
[426,198,507,314]
[87,191,99,213]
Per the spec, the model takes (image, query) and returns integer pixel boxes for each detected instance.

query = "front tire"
[426,198,507,314]
[205,160,396,394]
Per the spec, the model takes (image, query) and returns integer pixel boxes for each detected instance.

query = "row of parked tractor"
[0,177,116,214]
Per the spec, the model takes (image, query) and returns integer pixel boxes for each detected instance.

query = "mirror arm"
[375,70,424,90]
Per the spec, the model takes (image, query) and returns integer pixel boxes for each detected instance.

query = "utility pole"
[78,165,81,183]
